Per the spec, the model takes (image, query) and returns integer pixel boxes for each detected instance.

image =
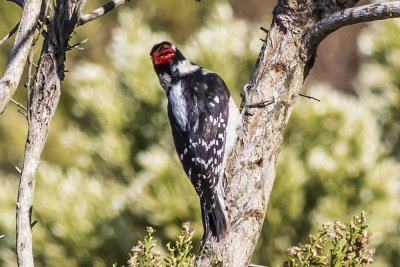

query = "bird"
[150,41,241,245]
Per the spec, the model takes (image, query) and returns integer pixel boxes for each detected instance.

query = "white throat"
[173,60,200,76]
[168,81,188,130]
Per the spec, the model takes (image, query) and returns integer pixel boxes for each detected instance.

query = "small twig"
[17,109,28,117]
[15,166,22,174]
[11,96,28,120]
[0,22,20,46]
[77,0,129,26]
[11,98,27,111]
[246,99,274,108]
[260,26,269,34]
[26,50,35,123]
[243,98,275,117]
[67,38,88,50]
[30,220,38,229]
[299,93,320,102]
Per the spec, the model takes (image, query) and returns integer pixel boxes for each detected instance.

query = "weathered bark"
[14,1,129,266]
[0,0,42,114]
[16,2,73,265]
[16,37,63,267]
[196,1,400,266]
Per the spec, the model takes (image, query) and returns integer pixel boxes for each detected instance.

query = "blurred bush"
[0,1,399,267]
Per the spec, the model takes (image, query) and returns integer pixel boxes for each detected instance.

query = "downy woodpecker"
[150,41,241,244]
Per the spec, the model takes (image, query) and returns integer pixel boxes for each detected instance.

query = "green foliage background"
[0,1,399,266]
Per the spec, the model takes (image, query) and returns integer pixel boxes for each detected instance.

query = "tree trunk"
[16,34,63,267]
[196,1,400,266]
[16,3,71,264]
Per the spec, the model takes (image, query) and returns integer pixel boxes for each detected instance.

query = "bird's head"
[150,41,178,65]
[150,41,197,90]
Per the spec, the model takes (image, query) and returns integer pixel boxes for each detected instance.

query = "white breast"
[169,81,188,130]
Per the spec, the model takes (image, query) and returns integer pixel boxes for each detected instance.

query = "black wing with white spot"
[186,73,229,211]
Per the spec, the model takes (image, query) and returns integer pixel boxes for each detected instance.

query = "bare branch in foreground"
[15,0,126,265]
[0,22,20,46]
[77,0,129,26]
[0,0,42,114]
[304,1,400,49]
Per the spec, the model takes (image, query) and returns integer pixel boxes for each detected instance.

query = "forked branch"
[304,1,400,50]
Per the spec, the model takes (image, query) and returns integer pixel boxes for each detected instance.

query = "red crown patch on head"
[152,44,175,65]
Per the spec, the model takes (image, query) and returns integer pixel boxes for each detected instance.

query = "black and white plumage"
[150,41,241,244]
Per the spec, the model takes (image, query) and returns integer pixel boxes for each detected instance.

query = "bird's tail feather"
[200,197,227,246]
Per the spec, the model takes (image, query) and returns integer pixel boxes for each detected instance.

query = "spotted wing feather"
[188,74,229,211]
